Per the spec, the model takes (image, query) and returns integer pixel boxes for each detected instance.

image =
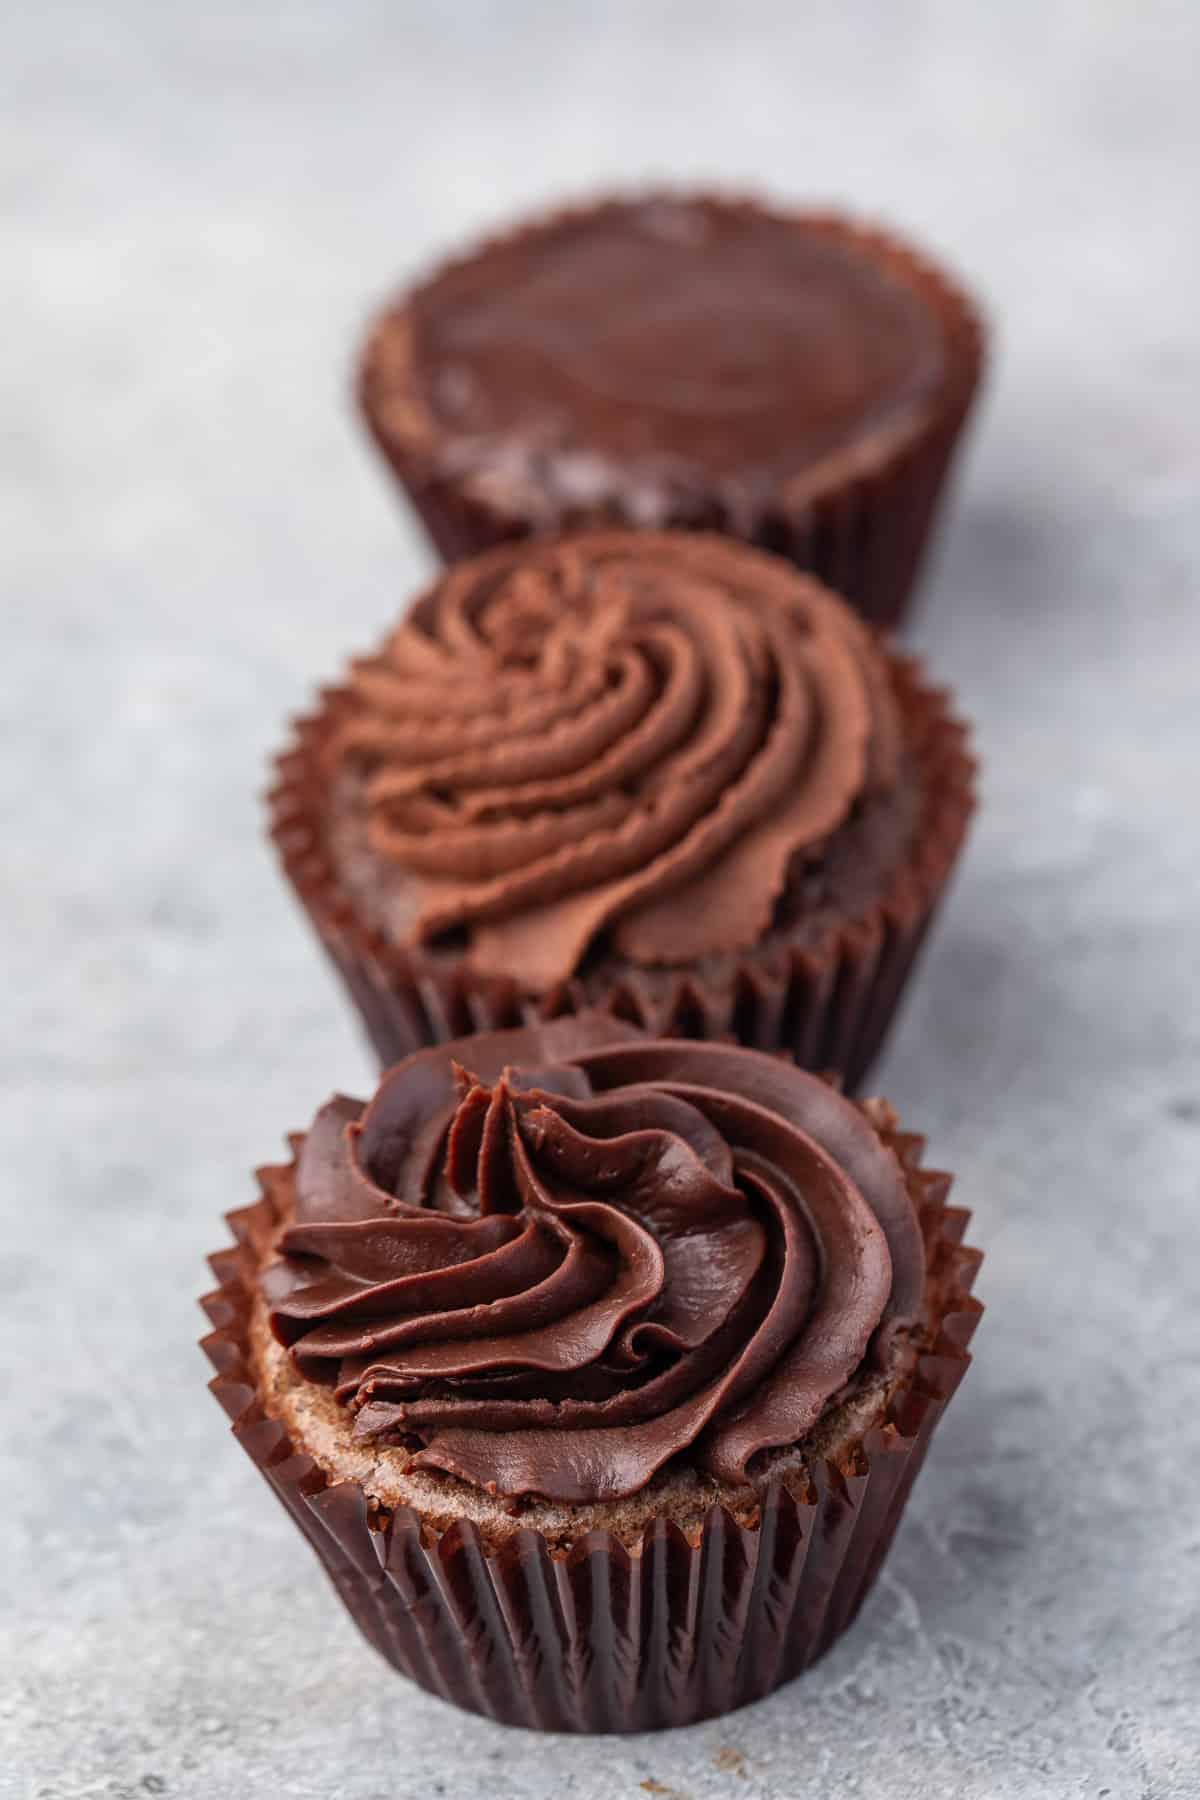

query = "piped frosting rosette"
[265,1028,929,1504]
[270,531,974,1084]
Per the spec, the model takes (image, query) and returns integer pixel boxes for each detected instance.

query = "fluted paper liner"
[358,196,985,630]
[268,651,975,1090]
[200,1122,982,1732]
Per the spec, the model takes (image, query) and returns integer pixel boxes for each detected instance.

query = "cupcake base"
[201,1119,982,1733]
[269,653,974,1091]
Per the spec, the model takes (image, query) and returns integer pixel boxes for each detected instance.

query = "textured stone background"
[5,3,1199,1796]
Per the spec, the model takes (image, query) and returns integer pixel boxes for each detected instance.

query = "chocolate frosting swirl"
[266,1017,925,1504]
[328,532,903,992]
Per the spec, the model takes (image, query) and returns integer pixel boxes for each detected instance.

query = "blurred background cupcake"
[202,1016,983,1732]
[270,529,975,1085]
[359,193,984,628]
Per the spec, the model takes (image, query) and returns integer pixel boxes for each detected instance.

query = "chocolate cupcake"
[359,193,983,628]
[270,531,974,1086]
[201,1016,983,1732]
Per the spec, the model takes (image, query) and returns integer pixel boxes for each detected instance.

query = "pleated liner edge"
[267,649,975,1092]
[199,1124,983,1733]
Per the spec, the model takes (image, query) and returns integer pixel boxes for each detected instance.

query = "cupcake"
[269,530,975,1086]
[201,1015,983,1732]
[358,193,984,628]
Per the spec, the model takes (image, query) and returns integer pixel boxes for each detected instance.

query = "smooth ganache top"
[371,196,947,515]
[326,531,904,992]
[265,1017,926,1504]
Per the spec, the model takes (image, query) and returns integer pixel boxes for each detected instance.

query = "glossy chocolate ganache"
[363,195,948,520]
[264,1017,926,1505]
[323,531,914,994]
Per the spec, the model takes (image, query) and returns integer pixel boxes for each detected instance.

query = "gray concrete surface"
[4,3,1199,1796]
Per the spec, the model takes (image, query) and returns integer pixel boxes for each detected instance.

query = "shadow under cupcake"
[269,530,975,1088]
[201,1016,982,1732]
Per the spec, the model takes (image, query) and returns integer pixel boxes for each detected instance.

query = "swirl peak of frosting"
[266,1017,925,1504]
[327,532,903,991]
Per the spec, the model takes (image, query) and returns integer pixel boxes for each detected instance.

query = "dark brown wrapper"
[358,199,985,631]
[200,1128,982,1732]
[267,653,975,1092]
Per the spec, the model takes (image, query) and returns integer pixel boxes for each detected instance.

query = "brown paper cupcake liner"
[200,1121,982,1732]
[358,196,985,630]
[268,651,975,1091]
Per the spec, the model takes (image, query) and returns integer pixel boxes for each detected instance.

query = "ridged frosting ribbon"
[266,1018,925,1504]
[326,533,903,991]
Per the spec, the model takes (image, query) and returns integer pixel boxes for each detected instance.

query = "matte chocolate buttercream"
[266,1017,925,1504]
[324,531,904,993]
